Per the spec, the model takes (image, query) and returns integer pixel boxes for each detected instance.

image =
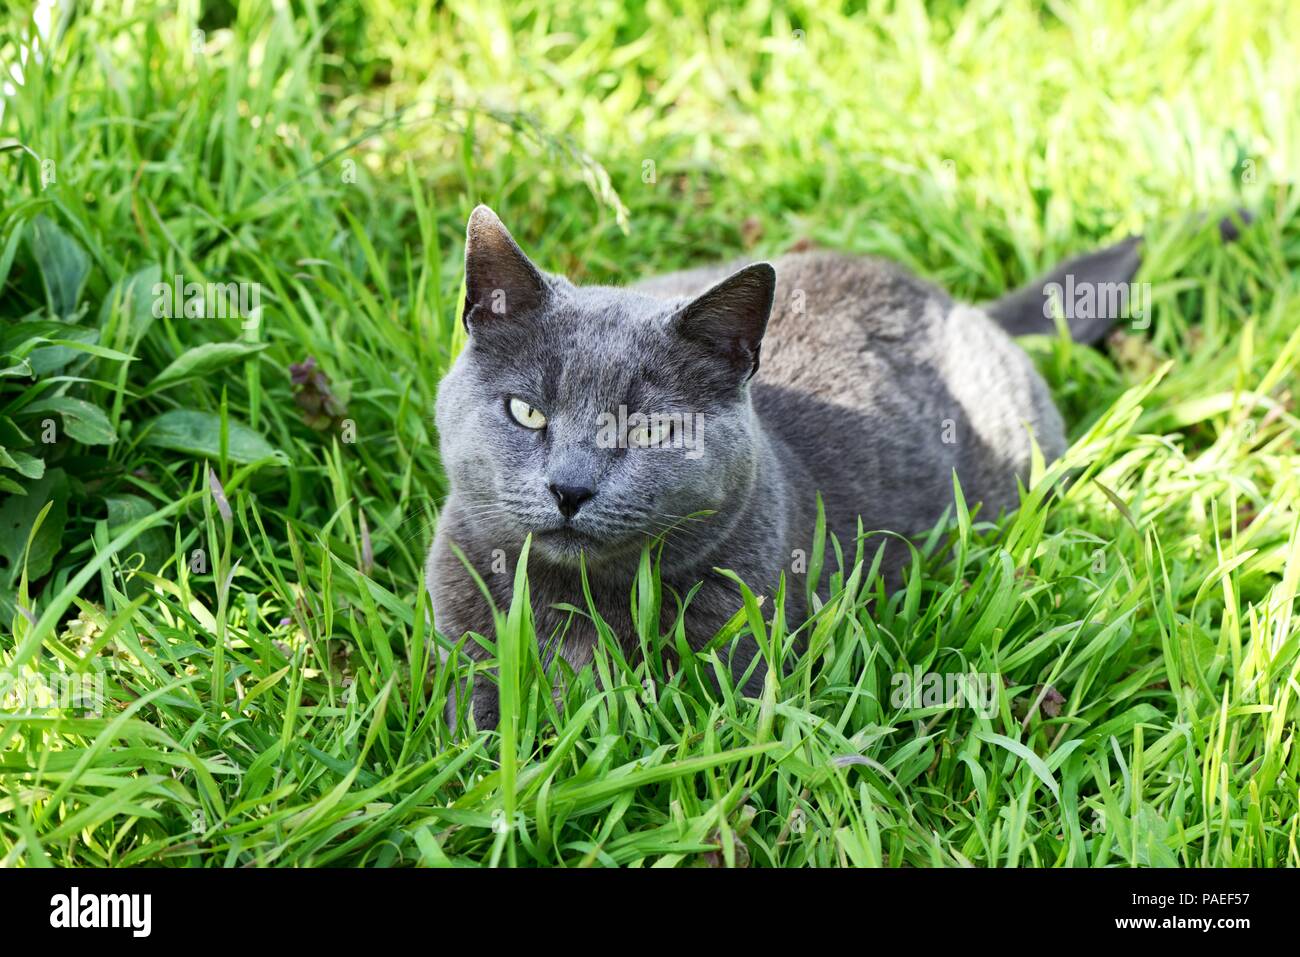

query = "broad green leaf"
[147,342,267,393]
[141,409,283,464]
[1,319,73,355]
[2,320,101,375]
[0,448,45,479]
[105,493,171,580]
[24,395,117,444]
[29,215,90,316]
[99,263,162,339]
[0,467,69,587]
[0,416,31,446]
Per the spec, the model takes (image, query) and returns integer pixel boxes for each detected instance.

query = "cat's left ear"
[462,205,547,330]
[673,263,776,382]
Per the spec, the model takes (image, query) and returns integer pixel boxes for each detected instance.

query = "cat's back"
[767,249,951,333]
[634,250,951,391]
[757,250,952,396]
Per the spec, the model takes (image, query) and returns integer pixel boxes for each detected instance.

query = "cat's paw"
[441,681,499,733]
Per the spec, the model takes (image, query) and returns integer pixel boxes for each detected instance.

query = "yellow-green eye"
[508,397,547,430]
[627,415,673,448]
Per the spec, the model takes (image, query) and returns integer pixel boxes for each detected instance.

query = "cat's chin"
[531,527,605,565]
[531,526,649,567]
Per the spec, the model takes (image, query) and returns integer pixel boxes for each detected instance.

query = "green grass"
[1,0,1298,866]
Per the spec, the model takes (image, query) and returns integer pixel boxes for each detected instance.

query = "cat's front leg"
[425,526,506,731]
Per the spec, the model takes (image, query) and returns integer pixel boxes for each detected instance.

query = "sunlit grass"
[0,0,1297,866]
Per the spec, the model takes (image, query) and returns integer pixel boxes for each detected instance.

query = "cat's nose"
[549,482,595,519]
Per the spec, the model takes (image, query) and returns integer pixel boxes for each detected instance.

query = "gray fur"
[426,206,1131,728]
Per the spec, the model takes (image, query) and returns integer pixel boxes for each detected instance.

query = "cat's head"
[436,205,775,567]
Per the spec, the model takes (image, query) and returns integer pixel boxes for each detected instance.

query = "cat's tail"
[982,212,1251,345]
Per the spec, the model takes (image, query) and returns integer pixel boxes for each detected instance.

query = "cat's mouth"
[534,525,602,562]
[533,527,598,548]
[538,526,589,542]
[534,523,668,567]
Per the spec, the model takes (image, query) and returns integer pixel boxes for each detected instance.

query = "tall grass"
[0,0,1297,866]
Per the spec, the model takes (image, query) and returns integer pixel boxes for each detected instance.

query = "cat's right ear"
[463,205,546,330]
[672,262,776,383]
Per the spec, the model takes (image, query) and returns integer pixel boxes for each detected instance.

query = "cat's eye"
[627,416,673,448]
[508,397,547,430]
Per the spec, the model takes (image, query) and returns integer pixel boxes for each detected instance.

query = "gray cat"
[426,205,1230,728]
